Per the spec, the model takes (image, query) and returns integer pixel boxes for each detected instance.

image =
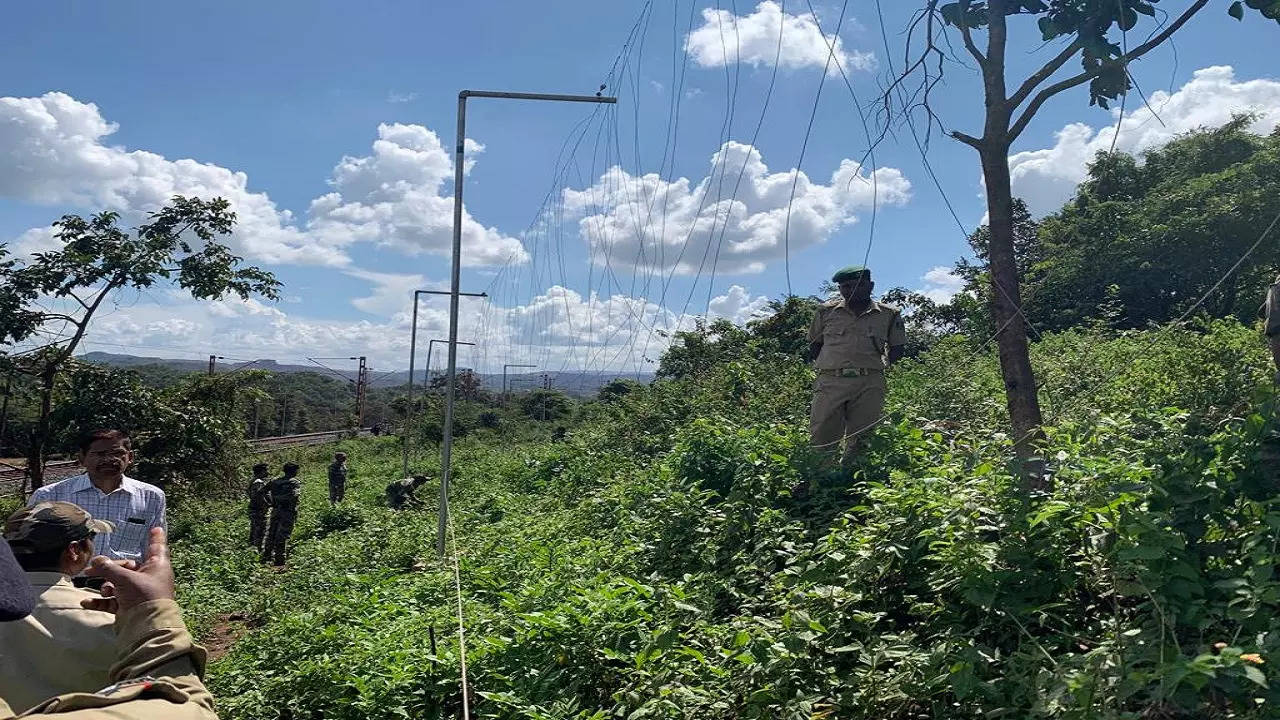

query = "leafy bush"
[174,320,1280,719]
[314,504,366,538]
[51,362,264,489]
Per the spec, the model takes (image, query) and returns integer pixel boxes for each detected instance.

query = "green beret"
[831,265,871,282]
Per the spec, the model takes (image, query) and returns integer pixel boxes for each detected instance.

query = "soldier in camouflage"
[327,452,348,505]
[261,463,301,567]
[386,476,429,510]
[246,463,271,550]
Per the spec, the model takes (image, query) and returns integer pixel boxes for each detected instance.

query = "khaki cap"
[4,501,115,555]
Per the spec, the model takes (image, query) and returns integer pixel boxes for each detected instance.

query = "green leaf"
[1244,665,1268,688]
[940,3,965,27]
[1228,1,1245,20]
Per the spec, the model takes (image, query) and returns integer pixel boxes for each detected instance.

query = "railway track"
[247,428,371,453]
[1,428,372,495]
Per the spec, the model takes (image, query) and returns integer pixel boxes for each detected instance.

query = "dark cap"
[4,501,115,555]
[832,265,871,283]
[0,541,35,621]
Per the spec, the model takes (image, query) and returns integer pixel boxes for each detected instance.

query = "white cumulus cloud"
[1009,66,1280,216]
[0,92,332,266]
[685,1,875,75]
[919,266,965,304]
[562,140,911,275]
[305,124,527,266]
[0,93,528,268]
[708,284,771,323]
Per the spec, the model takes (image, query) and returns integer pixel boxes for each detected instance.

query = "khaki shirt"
[807,298,906,370]
[1263,275,1280,337]
[0,573,115,713]
[0,599,214,719]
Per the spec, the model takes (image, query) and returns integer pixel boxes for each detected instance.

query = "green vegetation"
[889,123,1280,348]
[171,316,1280,719]
[0,197,278,485]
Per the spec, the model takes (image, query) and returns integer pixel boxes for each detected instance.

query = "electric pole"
[502,364,537,404]
[403,338,475,477]
[208,355,217,375]
[404,289,485,477]
[355,356,368,427]
[439,88,616,556]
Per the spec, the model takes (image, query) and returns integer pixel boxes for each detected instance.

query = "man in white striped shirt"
[27,429,167,567]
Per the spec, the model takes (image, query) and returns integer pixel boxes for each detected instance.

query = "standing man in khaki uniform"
[1262,273,1280,378]
[807,265,906,469]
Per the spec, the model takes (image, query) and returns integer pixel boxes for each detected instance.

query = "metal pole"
[403,292,421,476]
[439,92,468,557]
[208,355,216,375]
[438,89,616,557]
[425,340,438,390]
[356,357,368,426]
[502,364,536,405]
[405,291,485,478]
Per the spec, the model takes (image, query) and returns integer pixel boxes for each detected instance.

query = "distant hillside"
[78,351,653,396]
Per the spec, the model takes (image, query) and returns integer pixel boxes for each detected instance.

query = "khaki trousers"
[810,371,886,467]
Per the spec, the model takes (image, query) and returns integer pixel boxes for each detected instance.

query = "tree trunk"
[980,143,1047,488]
[26,368,56,490]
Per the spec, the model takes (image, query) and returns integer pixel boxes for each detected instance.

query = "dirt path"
[204,612,256,662]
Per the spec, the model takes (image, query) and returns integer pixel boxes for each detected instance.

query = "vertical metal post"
[438,89,616,557]
[425,341,436,392]
[403,293,421,477]
[208,355,216,375]
[439,92,468,557]
[356,356,368,426]
[404,291,481,478]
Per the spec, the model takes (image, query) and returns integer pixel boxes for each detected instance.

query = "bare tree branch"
[950,130,983,147]
[1007,38,1083,111]
[34,313,80,325]
[956,0,988,68]
[1009,0,1209,141]
[65,290,91,310]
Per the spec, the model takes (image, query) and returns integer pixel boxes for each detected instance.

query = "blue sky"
[2,1,1278,375]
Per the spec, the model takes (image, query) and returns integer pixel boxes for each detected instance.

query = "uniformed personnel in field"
[246,463,271,550]
[1262,273,1280,377]
[261,462,301,567]
[807,265,906,468]
[386,476,429,510]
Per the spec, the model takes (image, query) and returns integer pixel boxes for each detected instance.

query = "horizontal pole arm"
[416,290,488,297]
[460,90,617,104]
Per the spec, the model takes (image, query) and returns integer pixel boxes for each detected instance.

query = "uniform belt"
[820,367,884,377]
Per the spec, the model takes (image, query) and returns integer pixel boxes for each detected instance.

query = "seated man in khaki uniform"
[0,526,217,719]
[807,265,906,469]
[0,502,117,712]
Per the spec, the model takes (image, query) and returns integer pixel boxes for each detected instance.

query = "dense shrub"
[176,320,1280,719]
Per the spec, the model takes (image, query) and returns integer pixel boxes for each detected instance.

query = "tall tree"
[887,0,1278,486]
[0,196,279,487]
